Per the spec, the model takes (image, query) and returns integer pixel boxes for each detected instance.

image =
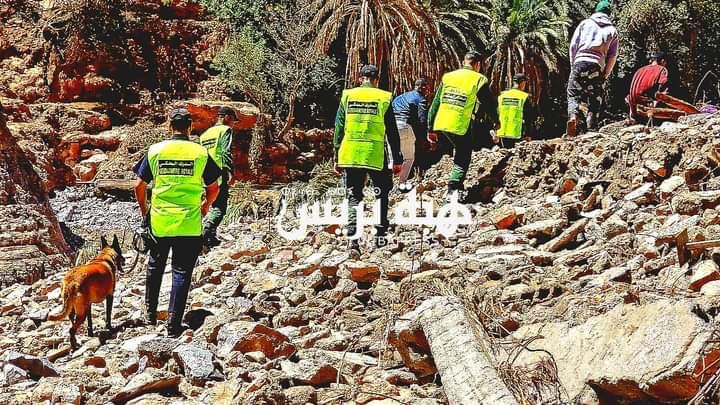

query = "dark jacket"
[392,89,428,138]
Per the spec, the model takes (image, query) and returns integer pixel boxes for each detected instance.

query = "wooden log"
[637,107,687,121]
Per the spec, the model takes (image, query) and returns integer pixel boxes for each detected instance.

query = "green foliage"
[617,0,720,99]
[280,160,342,210]
[199,0,270,31]
[223,182,275,223]
[486,0,569,102]
[211,0,337,129]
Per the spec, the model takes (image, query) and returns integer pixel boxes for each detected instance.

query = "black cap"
[513,73,527,84]
[360,64,379,79]
[170,108,191,122]
[218,106,237,119]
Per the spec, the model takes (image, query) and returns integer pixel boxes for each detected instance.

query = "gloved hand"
[392,164,402,175]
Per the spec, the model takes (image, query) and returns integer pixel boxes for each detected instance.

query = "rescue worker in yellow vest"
[427,51,498,202]
[493,73,533,149]
[134,108,222,337]
[199,106,236,248]
[334,65,403,256]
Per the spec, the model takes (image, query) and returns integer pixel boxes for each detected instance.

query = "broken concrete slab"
[389,296,518,405]
[511,300,720,402]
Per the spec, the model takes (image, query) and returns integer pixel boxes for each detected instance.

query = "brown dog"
[49,235,124,349]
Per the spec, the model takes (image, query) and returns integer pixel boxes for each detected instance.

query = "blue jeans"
[145,236,202,328]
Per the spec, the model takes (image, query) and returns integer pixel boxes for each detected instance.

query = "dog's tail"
[47,281,78,321]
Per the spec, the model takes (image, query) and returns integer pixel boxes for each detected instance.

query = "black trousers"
[437,131,475,191]
[567,61,604,119]
[146,236,202,328]
[344,166,393,238]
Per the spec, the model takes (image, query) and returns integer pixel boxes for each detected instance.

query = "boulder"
[511,300,720,402]
[172,344,220,386]
[137,338,180,368]
[690,260,720,291]
[217,321,295,359]
[111,369,181,404]
[2,351,59,379]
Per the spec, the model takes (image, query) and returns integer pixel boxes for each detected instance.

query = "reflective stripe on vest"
[433,69,488,136]
[148,139,209,237]
[337,86,393,171]
[199,124,230,169]
[497,88,529,139]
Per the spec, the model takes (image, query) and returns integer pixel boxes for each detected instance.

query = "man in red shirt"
[627,51,669,122]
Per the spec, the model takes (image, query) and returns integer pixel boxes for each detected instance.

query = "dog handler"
[134,108,221,337]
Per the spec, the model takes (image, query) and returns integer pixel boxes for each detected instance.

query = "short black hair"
[171,120,191,132]
[360,64,379,79]
[651,51,666,62]
[464,51,482,65]
[415,78,428,88]
[513,73,527,84]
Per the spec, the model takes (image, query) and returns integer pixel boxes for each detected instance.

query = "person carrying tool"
[566,0,619,136]
[493,73,533,149]
[199,106,236,248]
[626,51,670,123]
[427,51,497,202]
[392,78,429,192]
[334,64,402,256]
[134,108,221,337]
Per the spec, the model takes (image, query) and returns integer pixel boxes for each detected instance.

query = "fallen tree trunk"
[656,92,700,114]
[389,296,518,405]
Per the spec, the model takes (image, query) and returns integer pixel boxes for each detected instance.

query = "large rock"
[172,343,220,386]
[137,337,179,368]
[185,100,259,133]
[0,106,71,283]
[217,321,295,359]
[511,300,720,402]
[690,260,720,291]
[2,351,59,379]
[111,369,181,404]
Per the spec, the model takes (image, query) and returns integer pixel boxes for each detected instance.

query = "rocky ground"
[2,114,720,404]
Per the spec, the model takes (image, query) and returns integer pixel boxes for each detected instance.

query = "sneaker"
[566,118,577,138]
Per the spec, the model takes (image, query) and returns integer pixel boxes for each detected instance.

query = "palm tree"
[486,0,569,103]
[311,0,489,92]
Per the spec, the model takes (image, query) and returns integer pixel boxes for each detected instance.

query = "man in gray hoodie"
[566,0,619,136]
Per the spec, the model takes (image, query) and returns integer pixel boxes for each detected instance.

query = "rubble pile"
[1,115,720,404]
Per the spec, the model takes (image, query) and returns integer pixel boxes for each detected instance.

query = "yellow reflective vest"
[433,68,489,136]
[337,86,393,171]
[148,139,209,237]
[199,124,230,169]
[497,88,530,139]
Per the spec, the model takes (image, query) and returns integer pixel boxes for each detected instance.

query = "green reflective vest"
[148,139,209,238]
[433,68,488,136]
[497,88,530,139]
[199,124,230,169]
[337,86,393,171]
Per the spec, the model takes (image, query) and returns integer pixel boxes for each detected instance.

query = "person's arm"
[133,154,153,216]
[202,156,223,215]
[569,23,582,64]
[523,100,535,139]
[477,84,498,127]
[657,67,669,93]
[415,95,428,139]
[427,82,443,133]
[604,35,619,80]
[135,179,148,216]
[385,103,402,167]
[333,94,347,160]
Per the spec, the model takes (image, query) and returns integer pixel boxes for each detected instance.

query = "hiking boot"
[566,117,577,137]
[586,112,596,131]
[206,234,221,248]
